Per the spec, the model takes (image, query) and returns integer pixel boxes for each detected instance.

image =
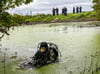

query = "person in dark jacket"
[73,7,75,14]
[76,6,79,13]
[64,7,67,16]
[79,6,82,13]
[56,8,59,15]
[62,8,64,15]
[52,8,56,16]
[62,7,67,16]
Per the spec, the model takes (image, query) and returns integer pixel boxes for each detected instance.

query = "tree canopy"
[93,0,100,20]
[0,0,33,27]
[0,0,33,14]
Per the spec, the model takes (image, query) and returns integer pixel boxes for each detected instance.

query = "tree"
[93,0,100,20]
[0,0,33,27]
[0,0,33,14]
[0,12,12,26]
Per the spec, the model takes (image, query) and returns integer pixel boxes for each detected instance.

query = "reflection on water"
[0,27,10,41]
[0,22,100,74]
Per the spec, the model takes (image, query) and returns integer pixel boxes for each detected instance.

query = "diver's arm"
[33,51,40,59]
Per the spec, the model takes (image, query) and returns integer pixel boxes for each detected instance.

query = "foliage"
[0,0,33,14]
[0,11,97,27]
[0,12,12,26]
[0,0,33,27]
[13,14,26,24]
[93,0,100,20]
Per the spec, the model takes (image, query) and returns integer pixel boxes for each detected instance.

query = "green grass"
[0,11,97,27]
[25,11,96,22]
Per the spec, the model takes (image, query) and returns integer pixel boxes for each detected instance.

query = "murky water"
[0,22,100,74]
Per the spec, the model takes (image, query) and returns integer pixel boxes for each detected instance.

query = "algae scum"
[0,22,100,74]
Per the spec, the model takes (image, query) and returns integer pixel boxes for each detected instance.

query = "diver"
[32,42,60,67]
[19,42,61,68]
[33,42,49,66]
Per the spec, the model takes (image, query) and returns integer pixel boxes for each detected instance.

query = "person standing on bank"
[62,7,64,15]
[73,7,75,14]
[76,6,79,13]
[52,8,56,16]
[56,8,59,15]
[79,6,82,13]
[64,7,67,16]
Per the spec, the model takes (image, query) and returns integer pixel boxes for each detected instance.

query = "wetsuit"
[33,42,59,66]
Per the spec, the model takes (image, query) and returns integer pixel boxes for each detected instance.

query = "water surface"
[0,22,100,74]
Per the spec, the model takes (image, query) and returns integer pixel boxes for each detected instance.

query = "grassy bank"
[25,11,96,24]
[0,11,97,27]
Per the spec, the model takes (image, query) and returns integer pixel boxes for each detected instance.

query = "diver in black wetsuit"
[33,42,49,66]
[33,42,59,67]
[19,42,61,69]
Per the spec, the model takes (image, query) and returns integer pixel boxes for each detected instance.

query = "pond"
[0,22,100,74]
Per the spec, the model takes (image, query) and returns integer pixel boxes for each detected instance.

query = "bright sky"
[8,0,93,15]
